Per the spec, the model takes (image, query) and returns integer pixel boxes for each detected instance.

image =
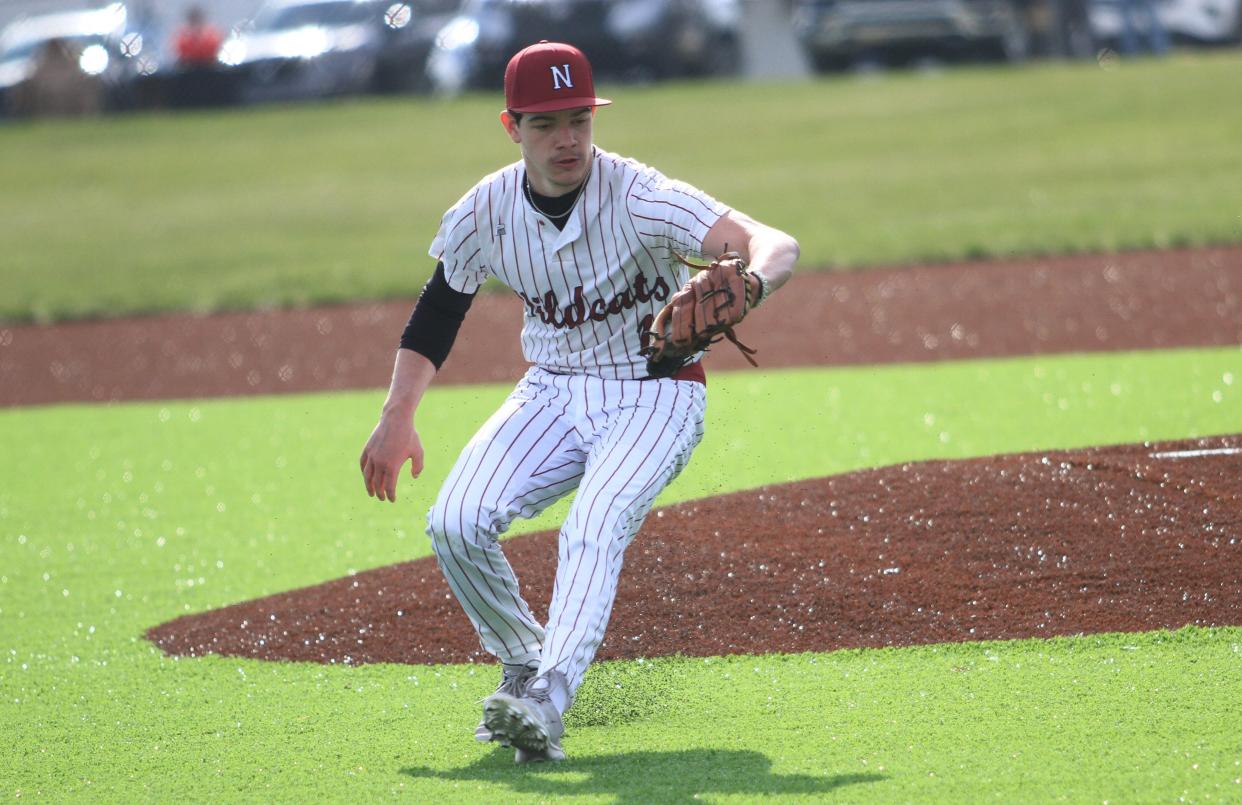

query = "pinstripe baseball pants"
[426,366,706,694]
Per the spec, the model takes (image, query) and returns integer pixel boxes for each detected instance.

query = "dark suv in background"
[793,0,1036,68]
[425,0,741,95]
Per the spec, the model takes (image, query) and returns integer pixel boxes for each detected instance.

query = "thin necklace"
[524,168,589,221]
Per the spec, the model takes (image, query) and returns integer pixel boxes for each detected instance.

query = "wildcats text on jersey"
[518,274,671,330]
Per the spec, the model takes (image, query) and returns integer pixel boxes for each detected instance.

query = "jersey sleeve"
[428,187,490,294]
[626,167,729,259]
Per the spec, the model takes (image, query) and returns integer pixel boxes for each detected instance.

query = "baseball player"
[359,41,799,763]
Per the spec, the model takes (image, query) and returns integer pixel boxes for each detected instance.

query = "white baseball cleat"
[475,661,538,744]
[482,671,568,763]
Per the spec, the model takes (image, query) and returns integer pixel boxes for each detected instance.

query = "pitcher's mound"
[147,435,1242,665]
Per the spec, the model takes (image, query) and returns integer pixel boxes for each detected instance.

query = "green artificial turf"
[6,629,1241,802]
[3,52,1242,322]
[1,346,1240,800]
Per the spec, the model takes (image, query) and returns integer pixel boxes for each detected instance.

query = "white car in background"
[217,0,394,103]
[1089,0,1241,44]
[0,3,152,113]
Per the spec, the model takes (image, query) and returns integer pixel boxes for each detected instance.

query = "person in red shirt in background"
[173,6,222,66]
[170,6,229,107]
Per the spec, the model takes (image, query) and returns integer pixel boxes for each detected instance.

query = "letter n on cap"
[550,64,573,90]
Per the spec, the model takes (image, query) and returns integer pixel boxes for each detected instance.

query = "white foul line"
[1150,446,1242,459]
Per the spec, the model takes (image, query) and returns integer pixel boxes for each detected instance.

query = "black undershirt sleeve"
[399,261,477,370]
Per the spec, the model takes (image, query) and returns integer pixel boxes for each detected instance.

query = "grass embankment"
[2,52,1241,322]
[2,347,1240,800]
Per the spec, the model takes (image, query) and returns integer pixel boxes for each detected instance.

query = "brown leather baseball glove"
[641,251,759,378]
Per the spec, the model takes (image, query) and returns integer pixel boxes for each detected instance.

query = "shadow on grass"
[402,747,885,803]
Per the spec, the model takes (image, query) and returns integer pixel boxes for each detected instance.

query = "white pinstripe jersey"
[429,147,729,380]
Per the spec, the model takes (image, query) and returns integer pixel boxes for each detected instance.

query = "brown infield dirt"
[11,246,1242,664]
[148,434,1242,665]
[4,245,1241,406]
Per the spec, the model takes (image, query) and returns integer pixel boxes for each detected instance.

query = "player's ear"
[500,111,521,144]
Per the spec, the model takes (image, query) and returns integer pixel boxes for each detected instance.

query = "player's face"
[504,107,594,195]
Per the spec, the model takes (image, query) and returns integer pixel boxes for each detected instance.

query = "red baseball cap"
[504,41,611,114]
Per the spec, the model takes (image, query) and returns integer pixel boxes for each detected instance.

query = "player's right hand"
[359,413,424,503]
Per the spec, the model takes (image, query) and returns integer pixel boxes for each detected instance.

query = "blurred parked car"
[792,0,1034,70]
[1089,0,1241,46]
[218,0,451,102]
[0,3,159,116]
[372,0,462,92]
[426,0,741,96]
